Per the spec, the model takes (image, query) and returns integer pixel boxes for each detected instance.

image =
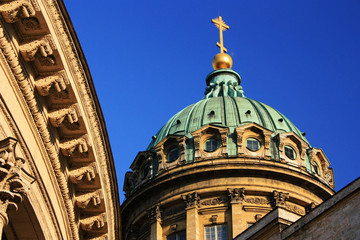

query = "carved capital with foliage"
[0,138,28,224]
[147,205,161,222]
[182,191,200,209]
[271,190,289,208]
[228,188,245,203]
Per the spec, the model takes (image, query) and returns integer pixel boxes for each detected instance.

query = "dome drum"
[123,123,334,199]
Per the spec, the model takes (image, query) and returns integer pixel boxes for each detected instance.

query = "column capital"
[148,204,162,223]
[182,191,200,209]
[271,190,289,208]
[228,188,245,204]
[0,137,28,224]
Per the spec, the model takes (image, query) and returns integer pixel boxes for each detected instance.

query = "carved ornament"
[19,36,54,62]
[35,72,67,96]
[75,189,102,209]
[147,205,161,222]
[80,213,106,231]
[228,188,245,203]
[69,163,97,184]
[271,190,289,207]
[48,105,80,129]
[0,137,28,224]
[182,191,200,209]
[201,196,228,206]
[0,0,35,23]
[60,136,88,157]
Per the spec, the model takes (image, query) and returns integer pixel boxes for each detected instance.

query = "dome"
[145,68,317,173]
[148,69,308,149]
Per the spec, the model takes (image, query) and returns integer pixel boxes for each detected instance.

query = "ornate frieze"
[271,190,289,208]
[75,189,102,209]
[182,191,200,209]
[201,196,228,206]
[244,197,269,205]
[0,137,27,225]
[228,188,245,203]
[69,163,97,184]
[0,0,36,23]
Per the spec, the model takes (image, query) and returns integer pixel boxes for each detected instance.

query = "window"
[167,231,186,240]
[167,147,180,163]
[246,138,261,151]
[284,145,296,160]
[141,163,150,180]
[204,138,220,152]
[313,162,320,175]
[205,224,227,240]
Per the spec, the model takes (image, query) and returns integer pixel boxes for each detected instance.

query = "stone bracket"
[60,135,88,157]
[35,71,68,96]
[48,104,80,129]
[0,0,36,23]
[75,189,102,209]
[19,35,55,62]
[69,163,97,184]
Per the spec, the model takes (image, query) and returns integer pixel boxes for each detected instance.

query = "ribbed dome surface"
[147,69,307,150]
[147,96,307,150]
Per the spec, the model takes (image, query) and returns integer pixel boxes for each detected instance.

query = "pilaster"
[182,192,200,240]
[148,205,162,240]
[228,188,245,238]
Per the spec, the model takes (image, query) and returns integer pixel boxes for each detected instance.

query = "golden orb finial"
[212,16,232,69]
[212,52,233,70]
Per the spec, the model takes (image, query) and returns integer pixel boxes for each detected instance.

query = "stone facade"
[0,0,120,239]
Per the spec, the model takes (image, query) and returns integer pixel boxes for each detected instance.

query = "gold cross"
[212,16,230,53]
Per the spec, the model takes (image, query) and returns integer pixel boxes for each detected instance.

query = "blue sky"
[64,1,360,202]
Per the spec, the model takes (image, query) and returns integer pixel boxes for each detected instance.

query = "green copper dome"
[147,69,308,150]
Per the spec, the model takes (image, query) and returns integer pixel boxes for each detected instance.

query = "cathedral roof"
[147,68,308,150]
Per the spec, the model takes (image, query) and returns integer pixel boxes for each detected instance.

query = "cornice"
[0,0,120,239]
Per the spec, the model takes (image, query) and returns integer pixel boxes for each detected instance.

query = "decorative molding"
[69,163,97,184]
[75,189,102,209]
[271,190,289,208]
[228,188,245,203]
[182,191,200,209]
[244,197,269,205]
[0,137,28,224]
[0,22,80,239]
[21,16,41,30]
[201,196,228,206]
[0,0,35,23]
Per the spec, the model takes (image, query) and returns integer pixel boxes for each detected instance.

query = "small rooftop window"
[246,138,261,151]
[204,138,220,152]
[167,147,180,163]
[284,145,296,160]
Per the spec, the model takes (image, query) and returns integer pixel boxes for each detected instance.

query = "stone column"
[182,192,200,240]
[148,205,162,240]
[0,137,28,236]
[228,188,245,238]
